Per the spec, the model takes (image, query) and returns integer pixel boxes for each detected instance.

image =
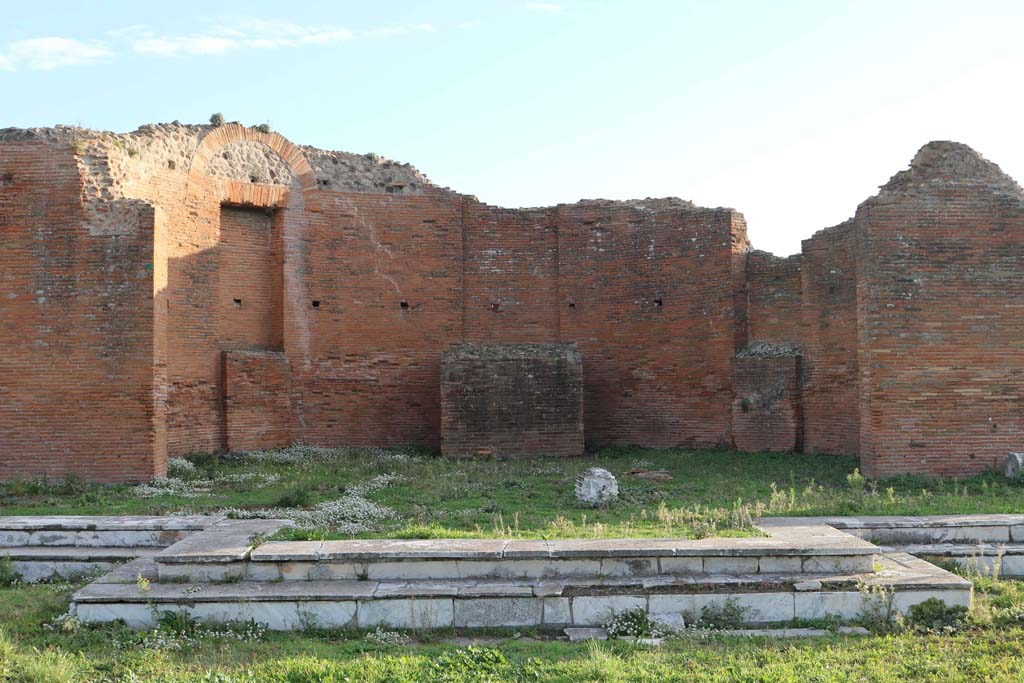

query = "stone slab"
[454,597,543,627]
[156,519,288,564]
[0,515,219,532]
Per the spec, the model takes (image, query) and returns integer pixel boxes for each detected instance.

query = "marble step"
[155,520,879,582]
[72,553,971,631]
[764,514,1024,545]
[0,515,219,548]
[0,546,162,583]
[884,542,1024,577]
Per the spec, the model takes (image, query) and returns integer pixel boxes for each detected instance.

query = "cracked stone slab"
[156,519,289,564]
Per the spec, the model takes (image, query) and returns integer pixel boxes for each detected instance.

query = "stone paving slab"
[0,546,161,561]
[0,515,220,531]
[156,519,289,564]
[248,526,876,565]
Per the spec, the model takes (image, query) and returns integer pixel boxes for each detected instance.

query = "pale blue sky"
[2,1,1022,254]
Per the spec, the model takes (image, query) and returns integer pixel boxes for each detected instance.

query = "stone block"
[693,593,794,623]
[794,591,864,620]
[659,557,702,574]
[28,531,77,546]
[703,557,760,574]
[454,598,543,628]
[801,555,873,574]
[357,598,455,629]
[0,531,30,545]
[76,603,157,629]
[542,598,572,625]
[367,561,460,580]
[158,562,244,582]
[758,556,803,573]
[245,562,283,581]
[892,589,971,615]
[571,596,647,626]
[599,558,657,577]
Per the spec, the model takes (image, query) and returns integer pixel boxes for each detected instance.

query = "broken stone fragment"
[564,627,608,642]
[575,468,619,506]
[1005,453,1023,480]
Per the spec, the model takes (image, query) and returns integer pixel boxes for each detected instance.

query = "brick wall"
[441,344,583,458]
[556,202,743,449]
[856,144,1024,477]
[3,129,1021,481]
[0,140,159,482]
[799,222,860,455]
[731,355,802,452]
[745,251,803,347]
[223,350,292,452]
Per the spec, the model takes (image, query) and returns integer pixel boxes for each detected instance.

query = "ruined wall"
[441,344,583,458]
[0,135,158,482]
[731,355,802,452]
[745,251,803,348]
[557,201,743,448]
[799,221,860,456]
[856,143,1024,477]
[223,350,292,452]
[2,126,1021,481]
[462,203,560,343]
[291,190,464,448]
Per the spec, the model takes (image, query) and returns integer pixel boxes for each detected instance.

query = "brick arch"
[187,123,320,211]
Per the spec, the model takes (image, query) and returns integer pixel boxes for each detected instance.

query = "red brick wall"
[856,182,1024,477]
[556,203,743,448]
[800,222,860,456]
[462,203,559,343]
[288,190,464,448]
[441,344,583,458]
[218,206,282,351]
[731,356,802,452]
[0,141,159,482]
[223,350,292,452]
[745,251,803,347]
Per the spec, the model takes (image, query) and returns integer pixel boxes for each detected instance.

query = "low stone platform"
[155,520,877,582]
[0,514,985,629]
[765,515,1024,577]
[0,515,220,582]
[71,553,969,630]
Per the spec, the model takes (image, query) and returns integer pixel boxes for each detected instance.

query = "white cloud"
[362,24,435,39]
[3,37,112,70]
[132,35,237,57]
[526,2,562,11]
[0,19,440,71]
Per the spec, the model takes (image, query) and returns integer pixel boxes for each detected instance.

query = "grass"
[0,573,1023,682]
[1,446,1023,540]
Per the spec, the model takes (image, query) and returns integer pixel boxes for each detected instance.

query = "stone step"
[0,546,162,583]
[885,542,1024,577]
[0,515,219,548]
[155,521,878,582]
[71,553,971,631]
[765,515,1024,545]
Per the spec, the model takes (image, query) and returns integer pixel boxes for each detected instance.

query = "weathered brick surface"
[855,143,1024,477]
[441,344,583,458]
[224,351,291,452]
[731,356,802,452]
[745,251,803,348]
[800,222,860,456]
[1,128,1021,481]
